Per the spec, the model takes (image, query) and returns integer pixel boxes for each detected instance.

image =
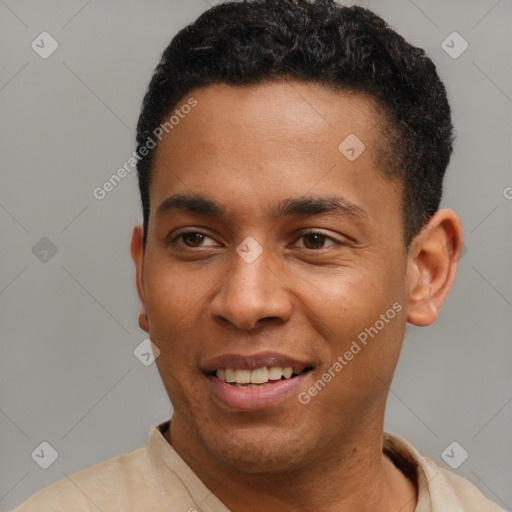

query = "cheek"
[144,257,215,326]
[143,262,215,379]
[301,264,402,331]
[297,260,407,375]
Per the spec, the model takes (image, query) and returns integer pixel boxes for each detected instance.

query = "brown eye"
[181,232,208,247]
[167,230,218,249]
[302,233,326,249]
[295,231,339,250]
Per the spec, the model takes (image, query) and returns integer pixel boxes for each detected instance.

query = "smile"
[215,366,309,387]
[202,353,314,410]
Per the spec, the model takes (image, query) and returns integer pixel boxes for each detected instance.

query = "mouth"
[208,366,313,388]
[202,353,315,410]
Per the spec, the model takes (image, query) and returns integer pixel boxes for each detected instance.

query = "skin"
[131,81,463,512]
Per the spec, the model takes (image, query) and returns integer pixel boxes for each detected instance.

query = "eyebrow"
[156,193,368,221]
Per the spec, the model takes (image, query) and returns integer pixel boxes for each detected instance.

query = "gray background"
[1,0,511,509]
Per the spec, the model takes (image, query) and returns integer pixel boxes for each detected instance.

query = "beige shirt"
[11,420,505,511]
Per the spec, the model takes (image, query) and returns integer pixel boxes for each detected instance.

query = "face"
[132,81,412,473]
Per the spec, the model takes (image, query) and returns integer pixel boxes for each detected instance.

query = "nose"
[209,247,293,331]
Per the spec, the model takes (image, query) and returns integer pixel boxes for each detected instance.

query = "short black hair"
[136,0,454,247]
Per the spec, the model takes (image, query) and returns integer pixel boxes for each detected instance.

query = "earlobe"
[406,209,463,327]
[130,225,149,333]
[138,303,149,333]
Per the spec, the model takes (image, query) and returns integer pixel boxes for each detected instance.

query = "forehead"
[151,81,383,178]
[158,81,381,154]
[149,81,400,232]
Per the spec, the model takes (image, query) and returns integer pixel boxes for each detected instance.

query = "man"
[12,0,505,510]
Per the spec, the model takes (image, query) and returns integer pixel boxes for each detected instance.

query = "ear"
[406,209,463,327]
[130,225,149,333]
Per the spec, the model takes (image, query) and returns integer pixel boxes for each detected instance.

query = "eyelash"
[167,229,343,250]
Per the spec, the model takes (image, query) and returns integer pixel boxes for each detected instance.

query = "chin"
[197,422,315,474]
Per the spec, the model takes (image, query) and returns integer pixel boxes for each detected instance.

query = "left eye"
[293,232,340,250]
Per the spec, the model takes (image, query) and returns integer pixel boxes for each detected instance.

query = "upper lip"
[201,351,314,373]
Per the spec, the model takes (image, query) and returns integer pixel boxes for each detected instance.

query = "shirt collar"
[149,420,433,512]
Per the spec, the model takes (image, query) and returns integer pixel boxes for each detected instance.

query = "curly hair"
[135,0,454,247]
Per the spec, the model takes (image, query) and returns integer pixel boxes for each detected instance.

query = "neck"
[165,419,417,512]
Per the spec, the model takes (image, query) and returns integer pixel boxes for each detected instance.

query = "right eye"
[166,230,221,249]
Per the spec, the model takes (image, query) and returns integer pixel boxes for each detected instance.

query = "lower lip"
[206,373,309,411]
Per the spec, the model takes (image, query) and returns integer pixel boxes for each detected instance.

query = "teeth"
[225,368,236,383]
[215,366,295,385]
[268,366,283,380]
[282,367,293,379]
[250,367,269,384]
[235,369,251,384]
